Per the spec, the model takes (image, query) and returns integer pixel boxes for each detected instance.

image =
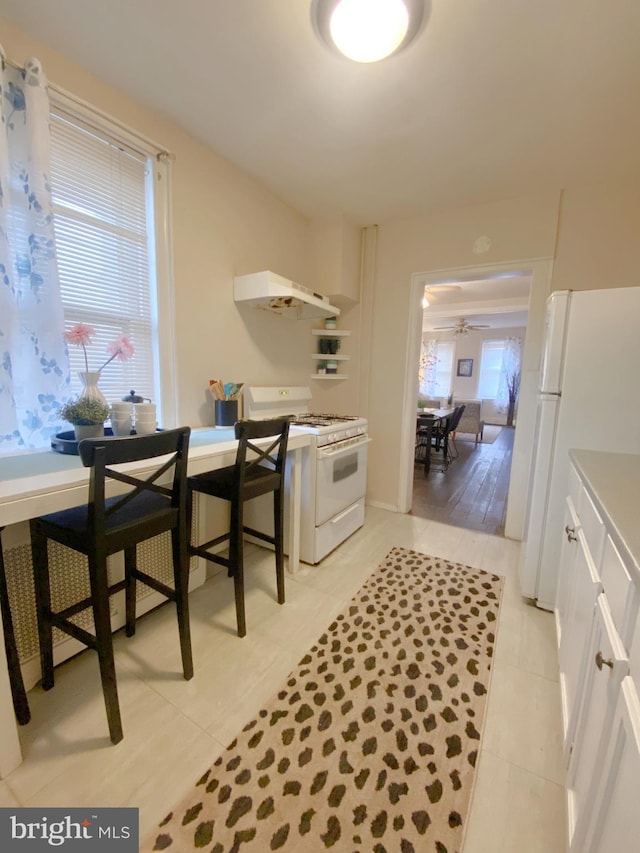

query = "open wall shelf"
[312,327,351,379]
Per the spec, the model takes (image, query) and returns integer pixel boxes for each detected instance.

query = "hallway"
[412,425,515,535]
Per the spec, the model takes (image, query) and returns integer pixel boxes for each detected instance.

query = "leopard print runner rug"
[143,547,503,853]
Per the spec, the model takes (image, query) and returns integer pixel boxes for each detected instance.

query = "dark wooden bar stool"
[0,527,31,725]
[30,427,192,744]
[187,418,290,638]
[415,415,435,475]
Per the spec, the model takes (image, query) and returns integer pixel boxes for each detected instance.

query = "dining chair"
[429,405,466,468]
[187,418,290,638]
[30,427,192,744]
[438,404,466,464]
[415,415,435,475]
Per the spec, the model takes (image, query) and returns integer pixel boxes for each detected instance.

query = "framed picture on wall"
[457,358,473,377]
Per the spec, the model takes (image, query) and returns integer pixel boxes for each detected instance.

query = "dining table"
[416,407,455,473]
[0,426,311,778]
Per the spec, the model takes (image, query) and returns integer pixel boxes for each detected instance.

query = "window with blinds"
[478,339,506,398]
[433,340,455,397]
[49,106,158,407]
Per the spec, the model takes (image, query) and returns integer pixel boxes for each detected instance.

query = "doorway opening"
[398,259,553,540]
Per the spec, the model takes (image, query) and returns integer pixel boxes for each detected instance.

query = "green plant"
[59,396,110,426]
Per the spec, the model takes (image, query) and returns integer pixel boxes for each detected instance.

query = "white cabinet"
[558,453,640,853]
[558,528,602,757]
[566,596,628,848]
[557,497,602,752]
[573,677,640,853]
[556,497,579,638]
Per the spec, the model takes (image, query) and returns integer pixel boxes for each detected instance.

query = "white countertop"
[0,427,310,526]
[0,426,311,778]
[569,449,640,579]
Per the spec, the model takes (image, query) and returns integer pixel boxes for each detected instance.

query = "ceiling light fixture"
[312,0,426,63]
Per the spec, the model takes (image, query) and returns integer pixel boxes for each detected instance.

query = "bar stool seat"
[30,427,192,745]
[188,418,290,638]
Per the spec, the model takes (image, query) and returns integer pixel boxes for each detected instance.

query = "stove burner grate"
[290,412,359,427]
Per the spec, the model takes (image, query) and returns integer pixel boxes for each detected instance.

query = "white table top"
[0,428,310,527]
[417,408,454,419]
[0,427,311,778]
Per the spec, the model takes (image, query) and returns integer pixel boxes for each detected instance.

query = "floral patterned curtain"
[418,338,438,396]
[0,51,69,452]
[496,336,522,412]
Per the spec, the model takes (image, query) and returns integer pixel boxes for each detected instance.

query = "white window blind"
[434,340,455,397]
[49,107,158,406]
[478,340,506,398]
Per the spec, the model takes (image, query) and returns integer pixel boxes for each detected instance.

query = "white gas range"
[244,387,369,564]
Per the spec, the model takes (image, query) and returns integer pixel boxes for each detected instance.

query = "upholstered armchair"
[452,400,484,444]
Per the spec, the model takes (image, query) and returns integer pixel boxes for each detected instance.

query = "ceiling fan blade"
[467,324,491,330]
[433,325,457,330]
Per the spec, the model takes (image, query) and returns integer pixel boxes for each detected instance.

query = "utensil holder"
[215,399,238,428]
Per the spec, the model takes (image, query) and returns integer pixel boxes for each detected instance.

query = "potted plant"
[59,397,111,441]
[506,370,521,427]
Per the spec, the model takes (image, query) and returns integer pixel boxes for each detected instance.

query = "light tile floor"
[1,507,567,850]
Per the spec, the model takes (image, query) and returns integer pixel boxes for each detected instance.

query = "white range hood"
[234,271,340,320]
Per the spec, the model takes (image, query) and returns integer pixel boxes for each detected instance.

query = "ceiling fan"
[433,318,491,335]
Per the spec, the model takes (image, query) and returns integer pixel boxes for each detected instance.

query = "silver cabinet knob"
[565,524,578,542]
[595,651,614,671]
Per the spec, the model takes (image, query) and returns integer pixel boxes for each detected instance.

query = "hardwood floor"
[412,425,515,535]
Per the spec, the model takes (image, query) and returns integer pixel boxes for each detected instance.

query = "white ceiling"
[2,0,639,224]
[420,273,531,332]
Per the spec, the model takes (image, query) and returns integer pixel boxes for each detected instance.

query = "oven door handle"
[317,436,371,458]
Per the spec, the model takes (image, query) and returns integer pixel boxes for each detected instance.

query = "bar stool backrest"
[232,418,290,496]
[78,428,191,537]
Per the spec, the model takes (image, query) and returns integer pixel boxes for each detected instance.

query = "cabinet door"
[578,677,640,853]
[556,496,580,645]
[558,526,602,752]
[567,595,628,850]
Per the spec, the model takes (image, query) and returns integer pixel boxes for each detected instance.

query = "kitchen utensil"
[209,379,225,400]
[122,390,150,403]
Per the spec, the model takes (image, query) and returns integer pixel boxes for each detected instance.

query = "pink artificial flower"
[64,323,95,370]
[106,335,135,362]
[63,322,135,373]
[64,323,95,347]
[98,335,135,371]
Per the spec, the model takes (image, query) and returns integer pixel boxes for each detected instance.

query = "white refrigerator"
[519,286,640,610]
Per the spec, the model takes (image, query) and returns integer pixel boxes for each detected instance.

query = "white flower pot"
[74,423,104,441]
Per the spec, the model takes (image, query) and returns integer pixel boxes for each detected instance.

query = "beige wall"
[363,194,560,512]
[0,19,331,426]
[553,180,640,293]
[5,18,640,537]
[423,326,528,409]
[364,180,640,529]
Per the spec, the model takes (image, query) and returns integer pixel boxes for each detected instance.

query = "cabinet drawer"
[576,486,606,569]
[600,535,637,649]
